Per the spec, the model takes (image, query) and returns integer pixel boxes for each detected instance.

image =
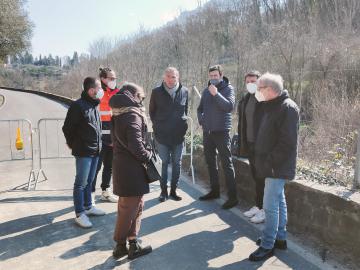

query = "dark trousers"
[203,131,237,200]
[113,196,144,244]
[247,142,265,209]
[92,144,113,192]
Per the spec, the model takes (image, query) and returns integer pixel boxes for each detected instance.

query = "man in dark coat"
[197,64,238,209]
[248,72,300,262]
[149,67,189,202]
[62,77,106,229]
[237,70,266,224]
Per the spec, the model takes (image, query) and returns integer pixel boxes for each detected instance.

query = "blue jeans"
[156,141,183,190]
[261,178,287,249]
[73,156,99,215]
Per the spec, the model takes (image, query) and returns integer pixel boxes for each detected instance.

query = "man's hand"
[208,84,218,96]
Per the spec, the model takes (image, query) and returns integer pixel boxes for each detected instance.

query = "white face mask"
[246,83,257,94]
[255,90,266,102]
[107,80,116,90]
[95,88,104,100]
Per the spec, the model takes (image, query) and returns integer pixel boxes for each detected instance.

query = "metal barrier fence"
[34,118,71,189]
[2,116,196,190]
[183,116,195,184]
[0,119,35,190]
[354,130,360,189]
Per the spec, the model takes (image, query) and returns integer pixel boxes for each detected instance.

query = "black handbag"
[114,132,162,183]
[143,139,162,183]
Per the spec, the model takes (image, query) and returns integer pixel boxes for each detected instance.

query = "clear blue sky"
[26,0,209,58]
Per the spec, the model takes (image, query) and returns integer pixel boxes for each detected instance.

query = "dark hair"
[209,65,223,75]
[245,70,261,79]
[120,82,145,99]
[83,77,97,91]
[99,67,113,79]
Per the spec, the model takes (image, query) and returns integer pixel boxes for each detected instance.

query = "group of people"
[62,64,299,262]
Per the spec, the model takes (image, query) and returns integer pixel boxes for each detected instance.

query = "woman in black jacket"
[109,82,152,260]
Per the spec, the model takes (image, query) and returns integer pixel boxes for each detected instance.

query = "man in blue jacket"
[197,65,238,209]
[63,77,106,228]
[149,67,189,202]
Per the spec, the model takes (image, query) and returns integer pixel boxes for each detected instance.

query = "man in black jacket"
[197,65,238,209]
[149,67,189,202]
[63,77,106,229]
[248,72,299,262]
[237,70,266,224]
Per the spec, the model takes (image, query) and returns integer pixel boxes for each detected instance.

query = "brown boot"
[128,239,152,260]
[113,242,128,259]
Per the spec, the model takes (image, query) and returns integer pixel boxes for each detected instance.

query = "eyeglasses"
[258,86,267,90]
[107,77,116,81]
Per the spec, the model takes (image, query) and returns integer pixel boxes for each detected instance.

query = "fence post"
[354,130,360,189]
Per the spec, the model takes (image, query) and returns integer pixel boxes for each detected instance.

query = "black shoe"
[256,238,287,250]
[169,189,182,201]
[113,243,128,259]
[128,240,152,260]
[199,190,220,201]
[158,189,168,202]
[221,198,238,209]
[249,247,274,262]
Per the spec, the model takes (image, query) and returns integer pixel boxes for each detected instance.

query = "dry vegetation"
[4,0,360,187]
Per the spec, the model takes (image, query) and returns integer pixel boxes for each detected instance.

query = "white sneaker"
[75,213,92,228]
[101,189,118,203]
[91,192,96,206]
[85,206,106,216]
[244,206,260,218]
[250,209,265,224]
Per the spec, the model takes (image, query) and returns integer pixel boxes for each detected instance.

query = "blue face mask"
[210,79,221,85]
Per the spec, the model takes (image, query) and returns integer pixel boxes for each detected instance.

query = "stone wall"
[183,149,360,265]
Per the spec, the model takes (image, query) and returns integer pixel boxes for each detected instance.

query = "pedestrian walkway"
[0,158,330,270]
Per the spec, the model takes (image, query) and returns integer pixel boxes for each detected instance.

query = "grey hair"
[164,66,179,77]
[258,72,284,94]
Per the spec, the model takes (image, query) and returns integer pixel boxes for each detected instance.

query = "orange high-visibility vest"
[99,87,119,122]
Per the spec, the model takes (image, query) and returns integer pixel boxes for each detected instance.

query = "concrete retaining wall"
[0,86,73,106]
[183,148,360,265]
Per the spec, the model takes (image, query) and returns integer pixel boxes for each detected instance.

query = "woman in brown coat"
[109,82,152,260]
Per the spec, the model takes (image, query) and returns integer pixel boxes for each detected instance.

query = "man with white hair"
[149,67,189,202]
[248,72,299,261]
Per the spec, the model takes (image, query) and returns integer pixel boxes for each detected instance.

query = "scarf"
[164,82,179,100]
[111,106,148,126]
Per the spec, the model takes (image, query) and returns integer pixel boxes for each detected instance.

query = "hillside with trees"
[2,0,360,188]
